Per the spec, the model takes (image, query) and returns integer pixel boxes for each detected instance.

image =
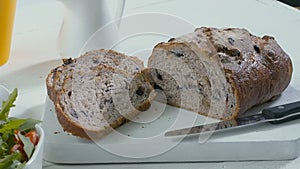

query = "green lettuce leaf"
[0,88,17,121]
[0,153,22,169]
[0,119,26,134]
[19,118,41,132]
[0,132,15,159]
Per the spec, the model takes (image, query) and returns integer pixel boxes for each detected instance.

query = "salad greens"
[0,88,41,169]
[0,88,17,121]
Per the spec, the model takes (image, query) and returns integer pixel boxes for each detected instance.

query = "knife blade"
[165,101,300,136]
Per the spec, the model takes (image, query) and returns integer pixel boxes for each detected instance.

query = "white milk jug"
[57,0,125,57]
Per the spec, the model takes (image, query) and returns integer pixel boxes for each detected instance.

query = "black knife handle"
[262,101,300,124]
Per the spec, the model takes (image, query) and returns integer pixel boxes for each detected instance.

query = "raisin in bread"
[145,27,293,120]
[46,49,144,102]
[54,65,155,139]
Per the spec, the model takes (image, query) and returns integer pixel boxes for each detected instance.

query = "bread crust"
[55,93,126,139]
[55,96,153,140]
[200,28,293,117]
[46,71,55,101]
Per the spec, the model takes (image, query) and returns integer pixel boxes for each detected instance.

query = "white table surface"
[0,0,300,168]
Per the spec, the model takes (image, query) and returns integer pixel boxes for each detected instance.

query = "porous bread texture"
[146,27,293,120]
[46,49,155,139]
[46,49,144,102]
[55,65,154,139]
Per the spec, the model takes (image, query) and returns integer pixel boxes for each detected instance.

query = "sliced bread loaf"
[145,27,293,120]
[46,49,155,139]
[46,49,144,102]
[54,65,155,139]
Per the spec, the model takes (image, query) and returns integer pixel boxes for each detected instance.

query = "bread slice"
[54,65,155,139]
[46,49,144,102]
[146,27,293,120]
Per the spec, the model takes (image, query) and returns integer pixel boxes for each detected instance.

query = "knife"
[165,101,300,136]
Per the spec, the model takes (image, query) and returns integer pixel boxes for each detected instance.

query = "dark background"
[278,0,300,7]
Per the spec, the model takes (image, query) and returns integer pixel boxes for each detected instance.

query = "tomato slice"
[25,130,39,145]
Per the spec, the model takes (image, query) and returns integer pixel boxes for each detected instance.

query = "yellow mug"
[0,0,17,66]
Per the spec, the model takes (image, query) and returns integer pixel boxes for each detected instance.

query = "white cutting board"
[41,1,300,163]
[43,86,300,163]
